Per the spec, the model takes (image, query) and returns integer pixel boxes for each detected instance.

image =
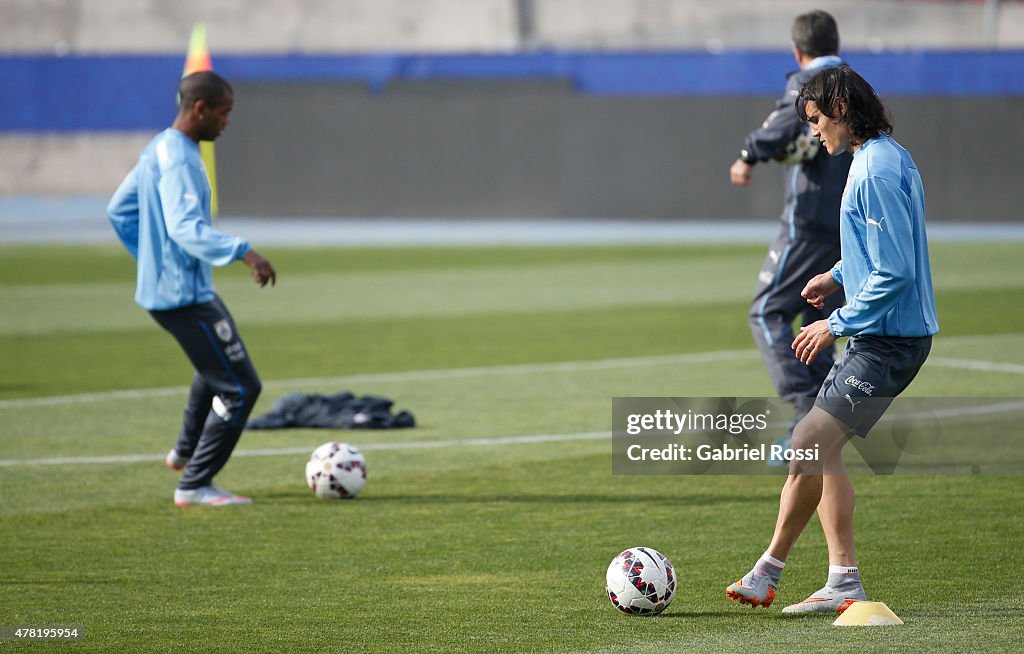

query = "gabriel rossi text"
[623,408,819,464]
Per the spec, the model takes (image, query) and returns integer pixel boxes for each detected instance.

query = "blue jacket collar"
[806,55,844,70]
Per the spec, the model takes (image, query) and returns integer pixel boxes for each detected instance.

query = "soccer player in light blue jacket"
[727,66,938,614]
[822,136,938,337]
[109,71,276,507]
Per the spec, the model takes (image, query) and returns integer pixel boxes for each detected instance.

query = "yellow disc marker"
[833,601,904,626]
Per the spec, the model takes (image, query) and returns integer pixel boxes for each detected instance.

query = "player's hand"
[801,271,840,309]
[792,320,835,366]
[730,159,753,186]
[243,249,276,288]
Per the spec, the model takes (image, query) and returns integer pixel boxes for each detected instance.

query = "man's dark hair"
[178,71,233,110]
[797,65,893,143]
[792,10,839,58]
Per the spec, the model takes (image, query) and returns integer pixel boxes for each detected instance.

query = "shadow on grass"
[0,382,35,396]
[656,610,759,619]
[654,609,836,623]
[255,491,778,506]
[0,578,118,586]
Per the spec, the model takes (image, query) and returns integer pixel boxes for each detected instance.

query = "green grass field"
[1,242,1023,653]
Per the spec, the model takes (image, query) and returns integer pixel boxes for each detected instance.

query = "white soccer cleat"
[782,585,866,614]
[165,449,189,471]
[726,574,777,609]
[174,485,252,506]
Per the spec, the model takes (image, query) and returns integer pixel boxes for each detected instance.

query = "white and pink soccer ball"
[305,441,367,499]
[605,546,676,615]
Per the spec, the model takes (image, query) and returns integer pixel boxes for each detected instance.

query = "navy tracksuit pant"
[149,296,261,490]
[749,235,843,421]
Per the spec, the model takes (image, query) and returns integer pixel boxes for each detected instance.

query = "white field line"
[926,357,1024,376]
[4,396,1023,468]
[0,349,757,410]
[2,343,1022,412]
[0,431,609,468]
[881,398,1024,422]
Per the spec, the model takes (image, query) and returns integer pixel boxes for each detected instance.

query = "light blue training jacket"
[108,128,250,311]
[828,134,939,338]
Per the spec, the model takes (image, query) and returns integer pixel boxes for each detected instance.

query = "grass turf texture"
[1,242,1022,653]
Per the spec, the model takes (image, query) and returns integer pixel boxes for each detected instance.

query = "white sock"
[828,565,858,575]
[752,551,785,585]
[826,565,863,593]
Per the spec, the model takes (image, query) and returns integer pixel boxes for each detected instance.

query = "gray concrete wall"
[4,0,1024,53]
[529,0,1024,50]
[0,0,518,53]
[215,81,1019,221]
[0,133,152,195]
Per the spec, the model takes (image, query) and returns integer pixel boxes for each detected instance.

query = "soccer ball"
[305,441,367,499]
[605,547,676,615]
[778,124,820,165]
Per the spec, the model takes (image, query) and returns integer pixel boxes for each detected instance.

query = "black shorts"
[815,334,932,437]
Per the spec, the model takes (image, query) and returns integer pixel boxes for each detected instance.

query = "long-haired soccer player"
[726,65,939,613]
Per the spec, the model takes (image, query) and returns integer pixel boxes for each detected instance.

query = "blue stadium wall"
[5,51,1021,220]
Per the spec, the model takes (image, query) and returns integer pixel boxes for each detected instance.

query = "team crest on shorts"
[213,319,233,343]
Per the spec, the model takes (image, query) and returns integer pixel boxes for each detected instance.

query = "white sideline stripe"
[882,398,1024,422]
[0,349,756,410]
[0,431,608,468]
[5,394,1023,468]
[1,343,1023,412]
[926,357,1024,376]
[3,396,1023,468]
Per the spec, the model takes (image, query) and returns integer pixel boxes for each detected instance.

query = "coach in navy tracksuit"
[108,71,276,506]
[729,10,851,445]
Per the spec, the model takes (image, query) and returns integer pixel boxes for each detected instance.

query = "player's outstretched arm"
[801,271,840,309]
[243,249,277,288]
